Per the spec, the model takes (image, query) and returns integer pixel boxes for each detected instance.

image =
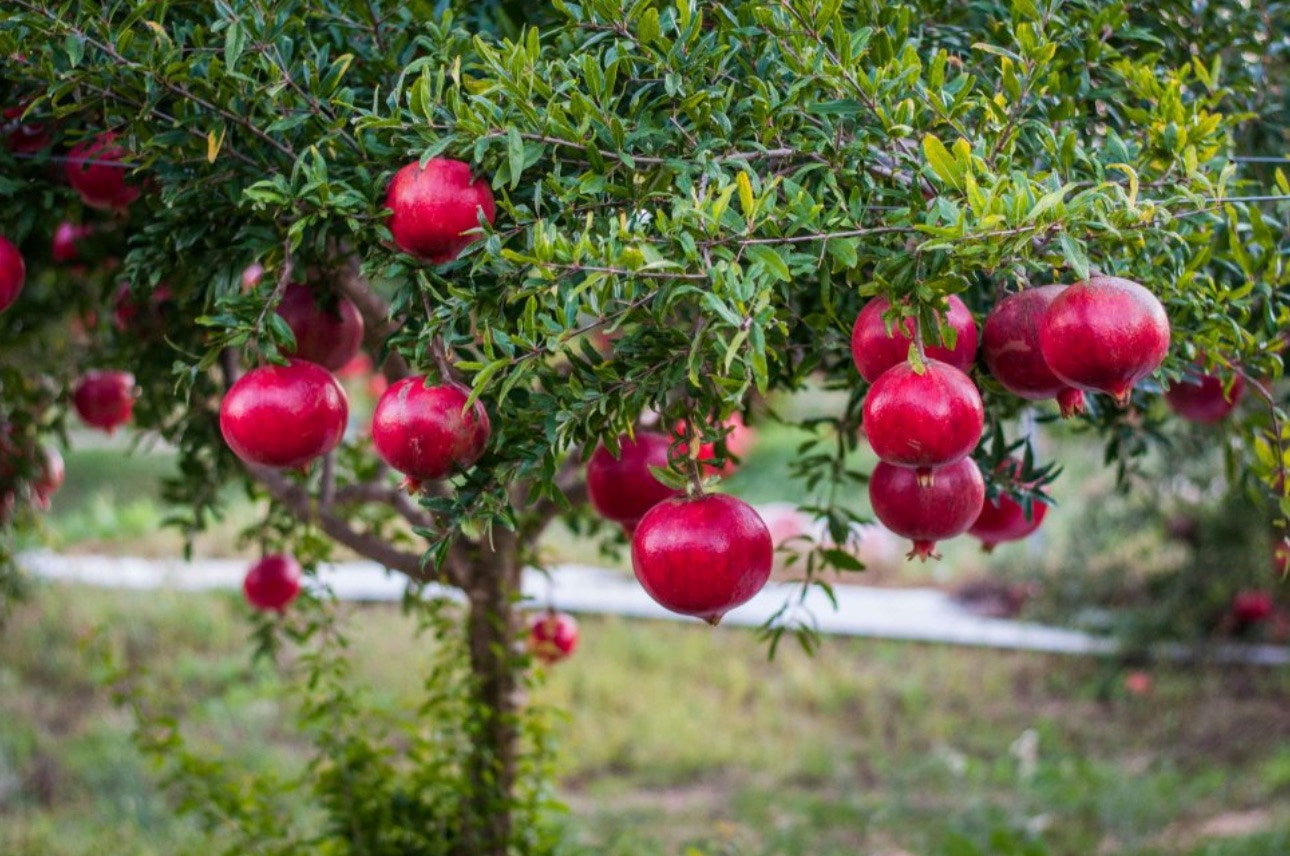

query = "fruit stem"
[428,333,457,383]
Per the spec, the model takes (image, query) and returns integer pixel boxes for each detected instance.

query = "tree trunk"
[459,528,522,856]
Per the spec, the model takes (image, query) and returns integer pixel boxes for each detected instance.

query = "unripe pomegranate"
[631,493,773,624]
[968,472,1048,552]
[73,370,136,433]
[587,432,680,529]
[371,377,490,484]
[850,294,978,383]
[274,283,365,371]
[527,611,579,664]
[52,221,92,263]
[0,234,24,313]
[1038,276,1170,406]
[862,359,984,478]
[385,158,496,263]
[982,285,1086,417]
[869,457,985,560]
[65,133,140,211]
[31,446,64,511]
[220,359,348,468]
[1165,368,1244,424]
[243,554,303,612]
[1232,590,1275,625]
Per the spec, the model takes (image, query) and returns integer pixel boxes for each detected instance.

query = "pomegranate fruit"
[1274,538,1290,576]
[675,413,756,477]
[862,359,984,477]
[112,282,173,332]
[1165,367,1244,424]
[371,377,490,484]
[527,611,580,664]
[52,221,92,263]
[65,133,140,211]
[243,554,303,612]
[385,158,496,263]
[1232,590,1275,625]
[586,431,680,529]
[631,493,773,624]
[3,103,51,154]
[73,370,136,433]
[968,469,1048,552]
[1038,276,1170,405]
[982,285,1086,417]
[31,446,64,511]
[851,295,978,383]
[220,359,348,468]
[274,283,365,371]
[0,234,24,313]
[869,457,985,560]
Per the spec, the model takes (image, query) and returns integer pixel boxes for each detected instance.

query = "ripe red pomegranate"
[982,285,1086,417]
[65,132,140,211]
[3,103,51,154]
[220,359,348,468]
[675,413,756,477]
[862,359,984,478]
[73,370,136,433]
[527,611,580,664]
[0,234,24,313]
[851,295,978,383]
[1038,276,1170,406]
[1232,590,1275,625]
[968,466,1049,552]
[52,221,92,263]
[587,431,680,529]
[371,377,490,484]
[385,158,496,263]
[631,493,773,624]
[1165,367,1244,424]
[274,283,365,371]
[243,554,303,612]
[869,457,985,560]
[31,446,64,511]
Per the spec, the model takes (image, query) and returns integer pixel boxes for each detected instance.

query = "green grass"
[1,583,1289,855]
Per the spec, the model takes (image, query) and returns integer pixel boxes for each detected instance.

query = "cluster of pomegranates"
[856,276,1174,558]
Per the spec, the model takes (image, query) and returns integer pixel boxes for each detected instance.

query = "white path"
[18,551,1290,666]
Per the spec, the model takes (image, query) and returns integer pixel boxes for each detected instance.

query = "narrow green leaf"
[922,134,962,188]
[1058,233,1090,281]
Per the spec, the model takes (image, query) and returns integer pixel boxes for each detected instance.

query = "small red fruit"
[220,360,348,468]
[527,611,579,664]
[982,285,1086,417]
[1274,539,1290,576]
[4,102,52,154]
[52,221,92,263]
[112,282,173,332]
[241,262,265,291]
[73,370,136,433]
[31,446,64,511]
[385,158,496,263]
[1124,671,1153,696]
[851,294,978,383]
[968,464,1049,552]
[0,234,24,313]
[869,457,986,560]
[371,377,490,483]
[1165,368,1244,424]
[1039,276,1170,406]
[1232,590,1275,625]
[65,133,140,211]
[587,432,680,529]
[862,359,984,478]
[243,554,303,612]
[631,493,773,624]
[274,283,365,371]
[675,413,756,477]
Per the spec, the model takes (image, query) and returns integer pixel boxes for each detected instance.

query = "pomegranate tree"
[73,370,135,433]
[527,611,580,664]
[1039,276,1171,406]
[868,457,986,560]
[220,360,348,468]
[243,554,303,612]
[982,286,1086,417]
[631,492,773,624]
[385,158,497,263]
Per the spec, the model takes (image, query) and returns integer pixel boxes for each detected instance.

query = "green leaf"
[506,127,524,190]
[746,245,790,282]
[224,20,246,70]
[922,134,962,188]
[637,7,661,44]
[1058,233,1091,281]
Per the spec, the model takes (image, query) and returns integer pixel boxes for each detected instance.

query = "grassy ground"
[1,583,1289,855]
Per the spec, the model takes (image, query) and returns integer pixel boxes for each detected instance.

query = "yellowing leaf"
[922,133,961,188]
[206,128,225,163]
[736,172,755,223]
